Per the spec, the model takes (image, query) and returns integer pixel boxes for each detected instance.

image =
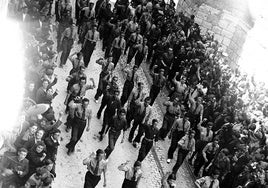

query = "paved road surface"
[48,1,195,187]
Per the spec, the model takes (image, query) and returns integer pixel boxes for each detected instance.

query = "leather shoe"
[132,142,137,148]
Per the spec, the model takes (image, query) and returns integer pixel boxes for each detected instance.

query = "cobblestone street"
[50,41,195,187]
[48,0,195,187]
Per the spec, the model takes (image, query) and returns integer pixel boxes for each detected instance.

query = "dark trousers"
[124,39,132,55]
[189,140,208,163]
[128,117,144,143]
[57,23,65,52]
[97,97,108,118]
[60,38,73,66]
[127,47,136,64]
[126,104,136,128]
[146,41,154,62]
[95,73,108,100]
[150,52,159,69]
[66,117,86,152]
[120,80,134,106]
[100,110,113,135]
[122,178,137,188]
[134,52,144,67]
[84,171,101,188]
[112,48,122,68]
[149,85,161,106]
[158,114,175,140]
[167,130,185,159]
[172,148,189,175]
[194,152,215,176]
[105,129,121,158]
[137,139,153,162]
[104,44,112,59]
[94,88,103,101]
[65,114,72,129]
[82,41,96,67]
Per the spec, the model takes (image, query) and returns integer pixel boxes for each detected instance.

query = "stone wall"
[176,0,254,68]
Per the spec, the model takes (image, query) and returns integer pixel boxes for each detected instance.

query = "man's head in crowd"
[96,149,105,161]
[107,56,113,63]
[173,97,179,106]
[79,77,87,86]
[77,52,83,60]
[82,98,90,110]
[168,48,173,55]
[152,119,158,127]
[114,89,120,99]
[120,32,125,39]
[118,108,126,119]
[188,130,195,139]
[212,139,219,147]
[211,170,220,179]
[159,68,165,76]
[143,37,148,46]
[92,25,97,32]
[137,82,144,91]
[196,97,202,105]
[112,76,118,85]
[133,160,141,171]
[18,148,28,161]
[29,125,38,135]
[161,35,166,43]
[136,27,140,34]
[51,129,61,141]
[35,141,46,153]
[28,82,35,91]
[133,65,138,72]
[36,129,45,140]
[144,97,151,107]
[207,122,213,131]
[42,79,49,90]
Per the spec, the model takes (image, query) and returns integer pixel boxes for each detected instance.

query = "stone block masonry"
[176,0,254,69]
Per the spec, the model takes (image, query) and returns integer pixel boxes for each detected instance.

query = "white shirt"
[195,176,219,188]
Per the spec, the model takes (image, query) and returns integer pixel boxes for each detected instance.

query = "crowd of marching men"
[1,0,268,188]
